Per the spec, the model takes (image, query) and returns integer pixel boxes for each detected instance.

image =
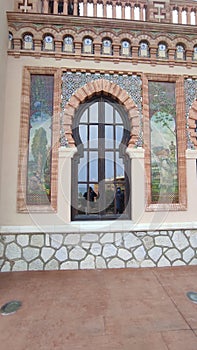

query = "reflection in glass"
[79,125,87,144]
[116,125,123,145]
[105,184,115,214]
[89,125,98,148]
[105,125,114,148]
[115,185,125,214]
[89,152,98,181]
[89,102,98,122]
[80,110,88,122]
[116,153,124,178]
[78,152,87,181]
[78,184,87,215]
[115,111,122,123]
[105,102,113,123]
[105,152,114,180]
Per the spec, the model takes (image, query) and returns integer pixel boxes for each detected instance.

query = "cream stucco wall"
[0,0,15,214]
[1,53,197,231]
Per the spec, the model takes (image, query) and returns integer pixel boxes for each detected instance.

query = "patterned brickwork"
[62,76,141,147]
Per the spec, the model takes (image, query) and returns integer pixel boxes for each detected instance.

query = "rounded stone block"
[60,261,78,270]
[55,247,68,262]
[5,243,22,260]
[172,231,189,250]
[123,232,141,249]
[80,255,95,269]
[50,234,63,249]
[69,247,86,260]
[82,234,99,242]
[103,244,117,258]
[23,247,39,262]
[41,247,55,262]
[17,235,29,247]
[148,247,162,262]
[100,233,114,244]
[12,260,28,271]
[95,256,107,269]
[108,258,125,268]
[133,246,146,261]
[90,243,102,256]
[29,259,44,271]
[30,235,44,247]
[45,259,59,270]
[64,234,80,245]
[118,248,132,261]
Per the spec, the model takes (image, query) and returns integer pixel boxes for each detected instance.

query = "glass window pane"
[115,125,123,146]
[115,110,122,123]
[78,184,87,215]
[80,110,88,122]
[105,125,114,148]
[89,125,98,148]
[89,151,98,181]
[89,102,98,122]
[105,184,115,214]
[78,151,87,181]
[105,152,114,180]
[105,102,113,123]
[115,185,125,214]
[79,125,87,144]
[116,152,124,178]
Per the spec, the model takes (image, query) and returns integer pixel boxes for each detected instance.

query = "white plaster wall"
[0,0,15,217]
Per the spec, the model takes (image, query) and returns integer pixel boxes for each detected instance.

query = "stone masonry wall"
[1,230,197,272]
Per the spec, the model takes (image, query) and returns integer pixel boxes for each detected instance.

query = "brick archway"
[62,78,140,147]
[188,99,197,148]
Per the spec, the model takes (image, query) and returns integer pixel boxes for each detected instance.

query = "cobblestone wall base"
[1,230,197,271]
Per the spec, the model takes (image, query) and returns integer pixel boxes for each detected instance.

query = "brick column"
[83,0,87,16]
[54,0,58,14]
[103,1,107,17]
[63,0,68,14]
[13,38,21,50]
[112,3,116,18]
[93,0,97,17]
[73,0,78,15]
[43,0,49,13]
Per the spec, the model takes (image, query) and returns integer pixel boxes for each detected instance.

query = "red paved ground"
[0,266,197,349]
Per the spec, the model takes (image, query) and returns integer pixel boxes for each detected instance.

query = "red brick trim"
[62,78,140,147]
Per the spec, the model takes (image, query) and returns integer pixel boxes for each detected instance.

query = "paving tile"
[153,266,197,329]
[0,268,196,350]
[161,330,197,350]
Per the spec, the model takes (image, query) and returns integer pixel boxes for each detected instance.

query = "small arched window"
[175,44,185,60]
[139,41,149,57]
[43,35,54,51]
[102,38,112,55]
[121,40,131,56]
[8,32,13,50]
[157,42,168,58]
[63,36,74,52]
[71,95,131,220]
[23,33,34,50]
[193,45,197,60]
[83,37,93,54]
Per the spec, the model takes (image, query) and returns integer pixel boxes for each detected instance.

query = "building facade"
[1,0,197,271]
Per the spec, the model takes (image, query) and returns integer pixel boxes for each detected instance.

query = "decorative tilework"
[184,78,197,149]
[61,72,143,146]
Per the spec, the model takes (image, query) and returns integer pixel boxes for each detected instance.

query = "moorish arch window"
[43,34,54,51]
[157,42,168,58]
[82,37,93,54]
[175,44,185,60]
[71,95,131,220]
[139,41,149,57]
[120,40,131,56]
[193,45,197,60]
[23,33,34,50]
[63,36,74,52]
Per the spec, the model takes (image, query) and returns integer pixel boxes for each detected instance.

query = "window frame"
[71,94,131,221]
